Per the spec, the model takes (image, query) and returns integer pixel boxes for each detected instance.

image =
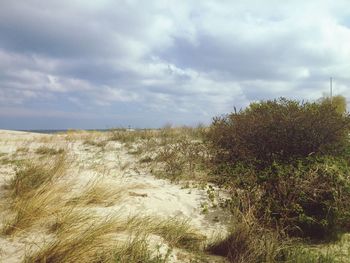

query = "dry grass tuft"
[1,154,68,235]
[0,130,220,262]
[16,147,29,153]
[2,182,68,235]
[25,215,173,263]
[8,154,66,198]
[83,139,108,148]
[206,210,284,263]
[150,217,206,250]
[24,217,121,263]
[35,146,65,155]
[69,181,125,207]
[48,207,95,234]
[108,129,157,144]
[112,234,170,263]
[125,215,206,251]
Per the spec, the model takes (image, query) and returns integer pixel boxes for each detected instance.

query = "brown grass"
[149,217,206,250]
[24,217,121,263]
[2,182,68,235]
[0,129,231,262]
[206,208,285,263]
[2,154,67,235]
[69,180,126,207]
[125,215,206,251]
[7,154,66,198]
[35,146,65,155]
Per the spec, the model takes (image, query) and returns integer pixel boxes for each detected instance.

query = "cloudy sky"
[0,0,350,130]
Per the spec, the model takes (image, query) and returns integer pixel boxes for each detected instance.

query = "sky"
[0,0,350,130]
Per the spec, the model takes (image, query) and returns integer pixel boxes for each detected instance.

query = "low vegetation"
[146,216,206,250]
[2,154,67,235]
[205,96,350,262]
[25,217,124,263]
[69,181,124,206]
[8,154,66,197]
[0,140,208,262]
[83,139,108,148]
[207,97,350,168]
[207,217,283,262]
[1,96,349,262]
[35,146,65,155]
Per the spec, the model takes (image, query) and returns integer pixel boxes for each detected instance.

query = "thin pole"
[330,77,333,104]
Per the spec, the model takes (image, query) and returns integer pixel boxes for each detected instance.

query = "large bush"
[207,97,350,240]
[208,97,350,168]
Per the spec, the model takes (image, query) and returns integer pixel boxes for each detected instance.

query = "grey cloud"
[0,0,350,129]
[157,32,335,83]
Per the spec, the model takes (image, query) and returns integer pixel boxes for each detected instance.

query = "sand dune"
[0,130,229,262]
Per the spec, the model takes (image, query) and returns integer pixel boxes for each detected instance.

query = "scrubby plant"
[207,97,350,241]
[256,157,350,240]
[207,97,350,168]
[155,137,208,180]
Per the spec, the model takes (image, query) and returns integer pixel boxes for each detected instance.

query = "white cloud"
[0,0,350,128]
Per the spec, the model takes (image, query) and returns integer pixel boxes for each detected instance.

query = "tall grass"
[149,217,206,250]
[24,214,204,263]
[1,144,208,261]
[2,154,68,235]
[2,182,68,235]
[24,217,121,263]
[8,154,66,198]
[69,180,125,207]
[112,234,170,263]
[206,208,284,263]
[114,215,206,250]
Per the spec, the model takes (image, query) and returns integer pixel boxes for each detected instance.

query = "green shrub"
[207,98,350,168]
[214,158,350,241]
[256,157,350,240]
[207,98,350,240]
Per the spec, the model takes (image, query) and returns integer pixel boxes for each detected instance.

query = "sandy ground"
[0,130,230,262]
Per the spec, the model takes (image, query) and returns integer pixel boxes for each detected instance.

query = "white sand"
[0,130,229,262]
